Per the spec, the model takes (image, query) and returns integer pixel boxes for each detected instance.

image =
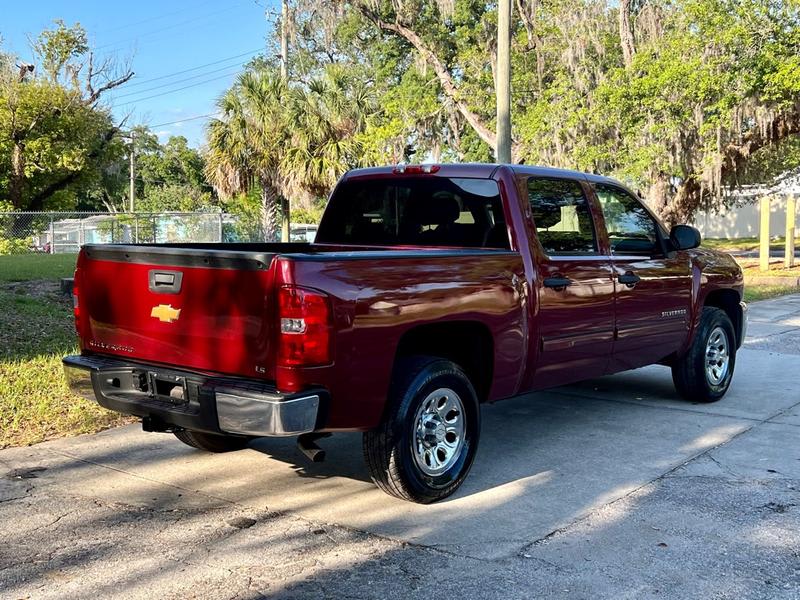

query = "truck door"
[591,183,692,372]
[526,176,616,388]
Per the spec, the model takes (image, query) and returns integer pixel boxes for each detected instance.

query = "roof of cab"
[342,163,626,188]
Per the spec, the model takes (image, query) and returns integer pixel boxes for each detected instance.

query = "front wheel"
[672,307,737,403]
[363,357,480,504]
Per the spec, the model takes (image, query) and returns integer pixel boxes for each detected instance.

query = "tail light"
[72,274,80,333]
[277,286,333,368]
[393,163,440,174]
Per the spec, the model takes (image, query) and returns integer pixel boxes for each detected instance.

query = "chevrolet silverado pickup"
[64,163,747,503]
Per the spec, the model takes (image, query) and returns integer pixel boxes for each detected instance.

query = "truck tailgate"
[76,245,277,379]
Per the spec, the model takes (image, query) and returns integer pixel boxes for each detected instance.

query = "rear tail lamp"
[72,275,80,332]
[277,286,333,367]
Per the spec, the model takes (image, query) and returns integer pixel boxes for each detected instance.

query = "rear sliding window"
[315,177,510,249]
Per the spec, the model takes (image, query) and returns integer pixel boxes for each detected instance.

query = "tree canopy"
[225,0,800,224]
[0,20,133,211]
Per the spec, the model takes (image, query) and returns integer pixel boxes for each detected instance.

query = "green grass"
[702,236,799,253]
[741,263,800,278]
[0,283,131,448]
[0,253,78,282]
[743,284,799,303]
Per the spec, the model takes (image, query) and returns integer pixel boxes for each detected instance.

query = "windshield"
[315,177,510,249]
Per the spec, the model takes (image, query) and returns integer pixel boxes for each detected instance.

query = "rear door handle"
[543,277,572,290]
[617,272,641,288]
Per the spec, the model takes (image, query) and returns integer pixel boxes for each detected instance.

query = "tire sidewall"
[696,310,736,399]
[391,362,480,496]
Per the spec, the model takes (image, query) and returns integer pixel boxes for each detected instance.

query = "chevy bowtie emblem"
[151,304,181,323]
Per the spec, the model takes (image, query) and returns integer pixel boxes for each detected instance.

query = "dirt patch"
[2,279,70,305]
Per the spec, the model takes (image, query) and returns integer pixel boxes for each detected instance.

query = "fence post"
[218,212,224,242]
[759,195,771,272]
[786,194,796,269]
[49,215,55,254]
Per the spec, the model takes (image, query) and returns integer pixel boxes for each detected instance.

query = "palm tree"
[205,70,289,241]
[281,65,377,204]
[206,64,377,240]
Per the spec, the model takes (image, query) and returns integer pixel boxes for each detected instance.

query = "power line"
[114,64,245,99]
[147,113,218,128]
[97,0,220,35]
[95,3,248,51]
[119,49,261,89]
[115,71,242,106]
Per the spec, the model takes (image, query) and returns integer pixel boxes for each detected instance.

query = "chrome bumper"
[740,300,748,347]
[63,355,321,437]
[215,389,319,437]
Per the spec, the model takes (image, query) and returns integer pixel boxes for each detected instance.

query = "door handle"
[543,277,572,290]
[617,272,641,288]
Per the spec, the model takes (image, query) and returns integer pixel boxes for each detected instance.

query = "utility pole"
[129,131,136,212]
[496,0,512,164]
[280,0,289,80]
[279,0,290,242]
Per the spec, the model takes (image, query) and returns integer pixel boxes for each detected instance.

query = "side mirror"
[670,224,701,251]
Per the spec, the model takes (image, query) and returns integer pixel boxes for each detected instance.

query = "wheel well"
[395,321,494,402]
[704,289,743,346]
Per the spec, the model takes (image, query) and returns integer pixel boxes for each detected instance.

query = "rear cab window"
[315,177,510,249]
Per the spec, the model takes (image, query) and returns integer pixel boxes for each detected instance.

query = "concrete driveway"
[2,295,799,599]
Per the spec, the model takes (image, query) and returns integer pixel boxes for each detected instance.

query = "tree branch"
[85,56,134,106]
[357,5,499,152]
[27,127,120,210]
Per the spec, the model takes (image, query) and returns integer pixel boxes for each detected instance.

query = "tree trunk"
[9,140,25,209]
[618,0,636,68]
[260,182,279,242]
[358,5,506,154]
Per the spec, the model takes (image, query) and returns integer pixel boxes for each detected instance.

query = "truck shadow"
[2,348,797,598]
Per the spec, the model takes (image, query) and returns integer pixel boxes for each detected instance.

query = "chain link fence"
[0,212,318,255]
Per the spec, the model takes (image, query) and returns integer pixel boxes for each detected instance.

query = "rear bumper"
[63,355,323,437]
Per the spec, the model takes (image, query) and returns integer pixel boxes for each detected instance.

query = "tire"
[672,307,737,403]
[173,429,250,453]
[363,356,481,504]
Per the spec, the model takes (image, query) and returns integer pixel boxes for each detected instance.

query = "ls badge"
[151,304,181,323]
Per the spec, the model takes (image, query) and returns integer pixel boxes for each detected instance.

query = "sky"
[2,0,278,147]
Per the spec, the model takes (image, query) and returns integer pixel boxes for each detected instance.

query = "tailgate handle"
[149,270,183,294]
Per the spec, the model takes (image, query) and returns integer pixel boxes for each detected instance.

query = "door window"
[595,184,660,256]
[527,178,598,255]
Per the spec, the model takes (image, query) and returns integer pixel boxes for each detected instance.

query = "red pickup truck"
[64,164,746,503]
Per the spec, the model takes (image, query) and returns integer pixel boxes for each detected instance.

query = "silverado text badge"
[151,304,181,323]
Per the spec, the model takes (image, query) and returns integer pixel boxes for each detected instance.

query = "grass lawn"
[740,261,800,278]
[0,268,131,448]
[743,284,799,303]
[0,253,77,282]
[702,236,799,253]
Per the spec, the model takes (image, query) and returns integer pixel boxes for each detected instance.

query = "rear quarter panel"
[282,251,527,430]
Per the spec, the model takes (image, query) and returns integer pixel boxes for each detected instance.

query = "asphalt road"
[2,295,799,599]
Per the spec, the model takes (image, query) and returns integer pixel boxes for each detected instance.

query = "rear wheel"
[672,307,736,403]
[363,357,480,504]
[173,429,250,453]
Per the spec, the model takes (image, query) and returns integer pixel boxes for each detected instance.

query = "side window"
[595,184,660,256]
[528,177,598,255]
